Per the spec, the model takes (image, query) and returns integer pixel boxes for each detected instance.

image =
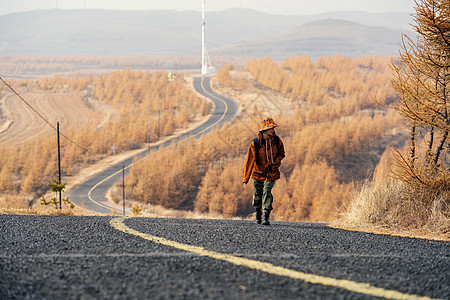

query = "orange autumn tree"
[390,0,450,192]
[337,0,449,235]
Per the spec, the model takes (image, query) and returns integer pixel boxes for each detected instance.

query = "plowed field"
[0,89,101,145]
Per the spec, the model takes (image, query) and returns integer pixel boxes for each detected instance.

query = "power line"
[0,76,90,153]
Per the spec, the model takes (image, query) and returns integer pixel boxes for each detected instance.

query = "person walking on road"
[243,117,285,225]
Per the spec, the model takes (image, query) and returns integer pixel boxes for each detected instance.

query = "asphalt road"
[1,215,448,299]
[69,76,237,214]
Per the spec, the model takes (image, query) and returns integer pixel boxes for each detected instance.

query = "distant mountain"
[0,9,413,59]
[212,19,407,60]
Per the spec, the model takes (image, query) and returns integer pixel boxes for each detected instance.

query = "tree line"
[0,55,248,78]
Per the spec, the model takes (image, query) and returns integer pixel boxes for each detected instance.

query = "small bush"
[40,176,74,210]
[131,204,142,216]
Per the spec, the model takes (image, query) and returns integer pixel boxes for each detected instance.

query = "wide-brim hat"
[259,117,277,132]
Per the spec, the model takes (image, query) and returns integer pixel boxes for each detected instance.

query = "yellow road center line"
[110,217,438,300]
[185,76,228,140]
[88,166,132,211]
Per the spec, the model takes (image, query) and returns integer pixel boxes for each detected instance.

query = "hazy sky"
[0,0,415,16]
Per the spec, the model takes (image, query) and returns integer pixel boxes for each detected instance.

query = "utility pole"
[57,121,62,209]
[157,109,160,141]
[122,165,125,215]
[201,0,207,75]
[201,0,214,75]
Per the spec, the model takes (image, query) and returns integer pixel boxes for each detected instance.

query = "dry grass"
[0,193,112,216]
[0,203,110,216]
[334,180,450,241]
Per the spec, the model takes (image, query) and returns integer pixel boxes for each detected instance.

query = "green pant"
[252,179,275,213]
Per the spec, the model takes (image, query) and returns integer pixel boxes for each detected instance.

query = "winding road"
[70,76,237,214]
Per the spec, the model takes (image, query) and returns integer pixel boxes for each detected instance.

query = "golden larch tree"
[390,0,450,191]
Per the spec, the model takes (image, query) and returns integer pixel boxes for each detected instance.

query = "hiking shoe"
[262,212,270,225]
[256,209,262,224]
